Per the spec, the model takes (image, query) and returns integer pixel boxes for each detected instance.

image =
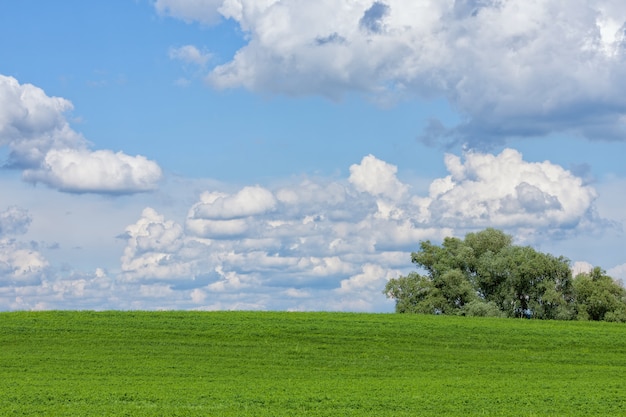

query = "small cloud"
[154,0,224,25]
[349,155,408,200]
[168,45,211,66]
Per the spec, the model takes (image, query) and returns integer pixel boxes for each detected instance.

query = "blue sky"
[1,0,625,311]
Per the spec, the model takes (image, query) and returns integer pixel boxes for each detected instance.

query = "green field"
[1,311,624,416]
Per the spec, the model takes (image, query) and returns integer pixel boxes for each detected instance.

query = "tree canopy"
[384,228,626,321]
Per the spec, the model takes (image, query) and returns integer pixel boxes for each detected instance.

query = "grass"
[0,311,625,416]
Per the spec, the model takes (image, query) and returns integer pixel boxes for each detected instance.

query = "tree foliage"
[573,267,626,322]
[384,228,626,321]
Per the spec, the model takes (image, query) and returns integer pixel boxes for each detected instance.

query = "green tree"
[384,228,580,320]
[573,267,626,322]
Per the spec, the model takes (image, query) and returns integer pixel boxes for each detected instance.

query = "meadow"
[0,311,624,416]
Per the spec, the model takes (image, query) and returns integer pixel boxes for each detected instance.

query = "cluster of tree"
[383,228,626,322]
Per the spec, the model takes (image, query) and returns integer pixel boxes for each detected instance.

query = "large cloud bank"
[0,75,162,194]
[114,148,598,310]
[0,148,614,310]
[158,0,626,145]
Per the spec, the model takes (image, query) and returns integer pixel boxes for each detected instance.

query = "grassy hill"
[1,311,624,416]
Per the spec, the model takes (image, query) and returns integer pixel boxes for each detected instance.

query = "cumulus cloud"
[420,148,597,231]
[0,241,48,286]
[22,149,162,194]
[121,208,194,281]
[349,154,408,200]
[156,0,626,144]
[0,74,162,194]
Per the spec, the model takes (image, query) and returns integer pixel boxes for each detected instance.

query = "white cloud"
[191,186,276,219]
[421,148,597,231]
[0,74,163,194]
[186,186,276,238]
[157,0,626,143]
[121,207,194,281]
[168,45,212,66]
[349,154,408,200]
[0,239,48,286]
[154,0,225,24]
[22,149,162,194]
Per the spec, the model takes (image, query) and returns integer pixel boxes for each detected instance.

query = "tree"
[383,228,596,320]
[573,267,626,322]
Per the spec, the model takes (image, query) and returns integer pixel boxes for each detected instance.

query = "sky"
[0,0,625,312]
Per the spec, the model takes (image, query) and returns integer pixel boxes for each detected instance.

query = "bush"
[603,309,626,323]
